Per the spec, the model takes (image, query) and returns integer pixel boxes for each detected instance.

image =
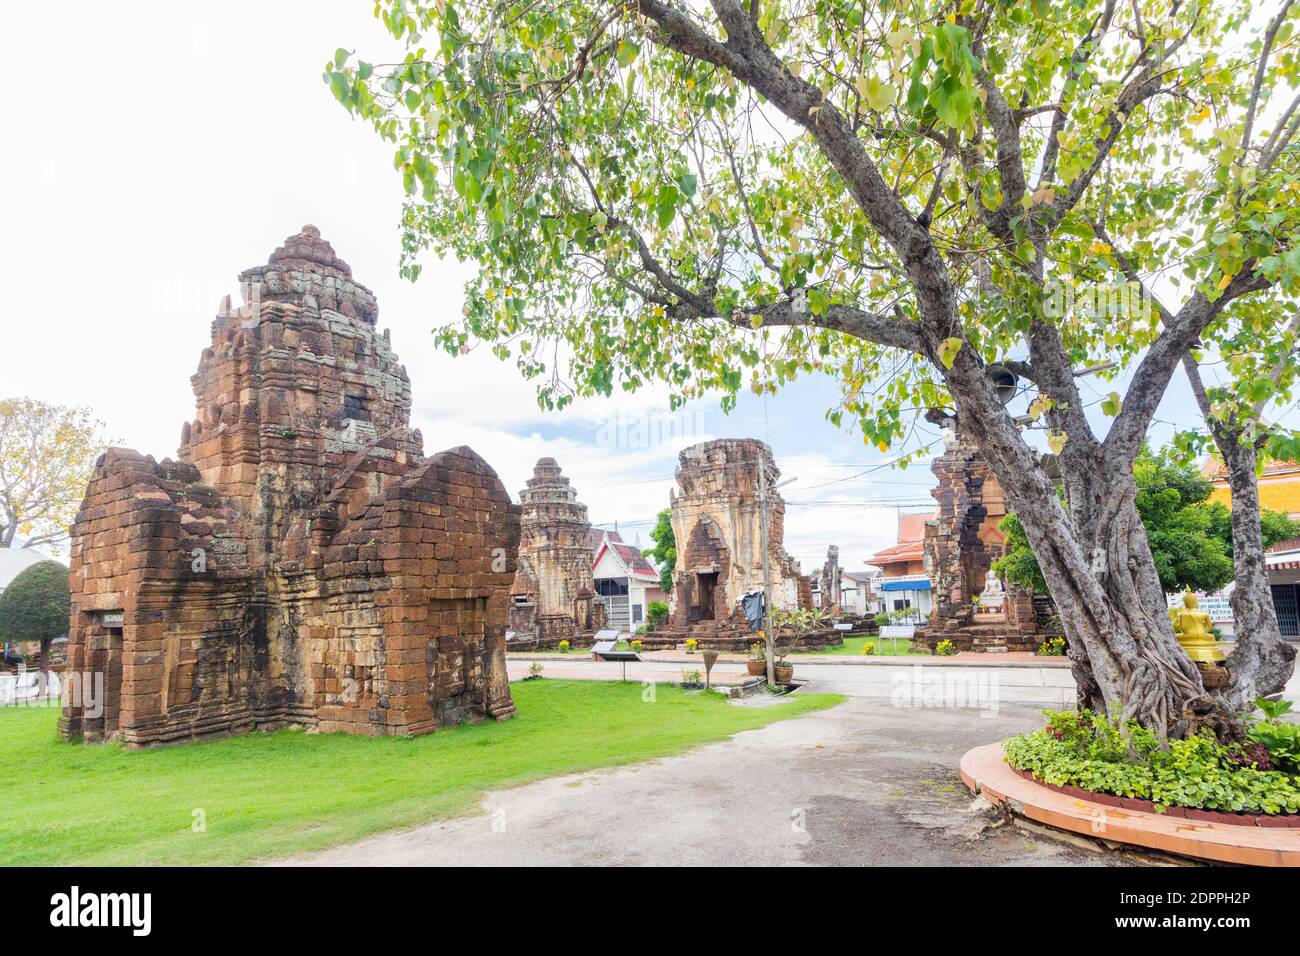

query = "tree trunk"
[942,379,1228,739]
[1217,428,1295,710]
[1181,356,1296,712]
[38,639,50,699]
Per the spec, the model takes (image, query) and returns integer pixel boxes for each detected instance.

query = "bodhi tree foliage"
[326,0,1300,737]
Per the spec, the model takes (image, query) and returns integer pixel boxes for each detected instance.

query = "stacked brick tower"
[654,439,815,650]
[508,458,603,645]
[61,226,520,746]
[920,424,1044,652]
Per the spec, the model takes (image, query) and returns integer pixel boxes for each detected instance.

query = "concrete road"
[279,697,1132,866]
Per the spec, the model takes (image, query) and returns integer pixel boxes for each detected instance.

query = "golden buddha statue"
[1171,590,1225,664]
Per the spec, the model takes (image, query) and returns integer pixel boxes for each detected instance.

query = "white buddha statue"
[979,569,1005,609]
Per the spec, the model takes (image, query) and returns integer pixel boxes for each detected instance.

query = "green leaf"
[938,336,964,369]
[616,40,639,67]
[856,76,897,112]
[655,184,680,229]
[1100,391,1122,417]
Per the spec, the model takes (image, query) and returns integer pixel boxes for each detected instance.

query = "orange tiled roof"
[898,512,929,543]
[867,510,932,567]
[867,540,925,566]
[1204,457,1300,516]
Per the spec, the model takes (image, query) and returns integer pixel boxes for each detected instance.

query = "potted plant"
[746,640,767,676]
[774,644,795,684]
[770,608,818,683]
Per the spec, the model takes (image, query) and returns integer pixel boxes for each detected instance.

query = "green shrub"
[935,639,956,656]
[0,559,69,671]
[1248,697,1300,774]
[1004,708,1300,815]
[647,601,670,625]
[630,639,643,653]
[1036,636,1066,656]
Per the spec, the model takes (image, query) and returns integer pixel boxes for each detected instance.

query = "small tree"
[996,445,1300,595]
[647,600,670,626]
[0,560,70,682]
[646,508,676,592]
[0,398,111,551]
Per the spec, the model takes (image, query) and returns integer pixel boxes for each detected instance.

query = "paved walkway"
[511,654,1300,708]
[509,657,1077,707]
[278,697,1131,866]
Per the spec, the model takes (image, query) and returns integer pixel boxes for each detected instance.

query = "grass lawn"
[0,680,843,866]
[794,635,928,657]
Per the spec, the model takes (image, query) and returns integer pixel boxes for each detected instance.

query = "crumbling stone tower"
[508,458,603,644]
[663,439,806,645]
[921,424,1043,652]
[819,545,842,612]
[61,226,520,746]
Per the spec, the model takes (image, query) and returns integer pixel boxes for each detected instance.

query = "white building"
[865,513,934,624]
[589,530,668,633]
[840,570,876,617]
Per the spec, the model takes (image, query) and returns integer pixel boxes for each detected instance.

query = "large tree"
[0,559,69,684]
[327,0,1300,736]
[0,398,110,551]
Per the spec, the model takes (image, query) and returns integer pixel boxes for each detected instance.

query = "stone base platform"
[505,632,599,652]
[639,627,844,654]
[920,618,1041,654]
[961,742,1300,866]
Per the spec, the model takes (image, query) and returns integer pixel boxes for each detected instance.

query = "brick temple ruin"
[507,458,604,647]
[61,226,520,746]
[648,439,821,651]
[919,423,1054,653]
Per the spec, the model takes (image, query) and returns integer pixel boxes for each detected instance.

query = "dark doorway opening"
[694,572,718,622]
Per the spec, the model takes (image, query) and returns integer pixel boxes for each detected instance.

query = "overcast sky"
[0,1,1246,571]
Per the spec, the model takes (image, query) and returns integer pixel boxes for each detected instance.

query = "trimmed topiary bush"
[0,559,69,674]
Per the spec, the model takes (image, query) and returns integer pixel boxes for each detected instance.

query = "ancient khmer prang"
[919,422,1055,654]
[507,457,604,647]
[647,439,824,651]
[60,227,520,746]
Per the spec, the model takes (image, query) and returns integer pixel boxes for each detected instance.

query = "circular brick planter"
[1004,764,1300,828]
[961,742,1300,866]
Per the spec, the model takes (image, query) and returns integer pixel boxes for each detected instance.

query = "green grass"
[0,680,843,866]
[793,635,928,657]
